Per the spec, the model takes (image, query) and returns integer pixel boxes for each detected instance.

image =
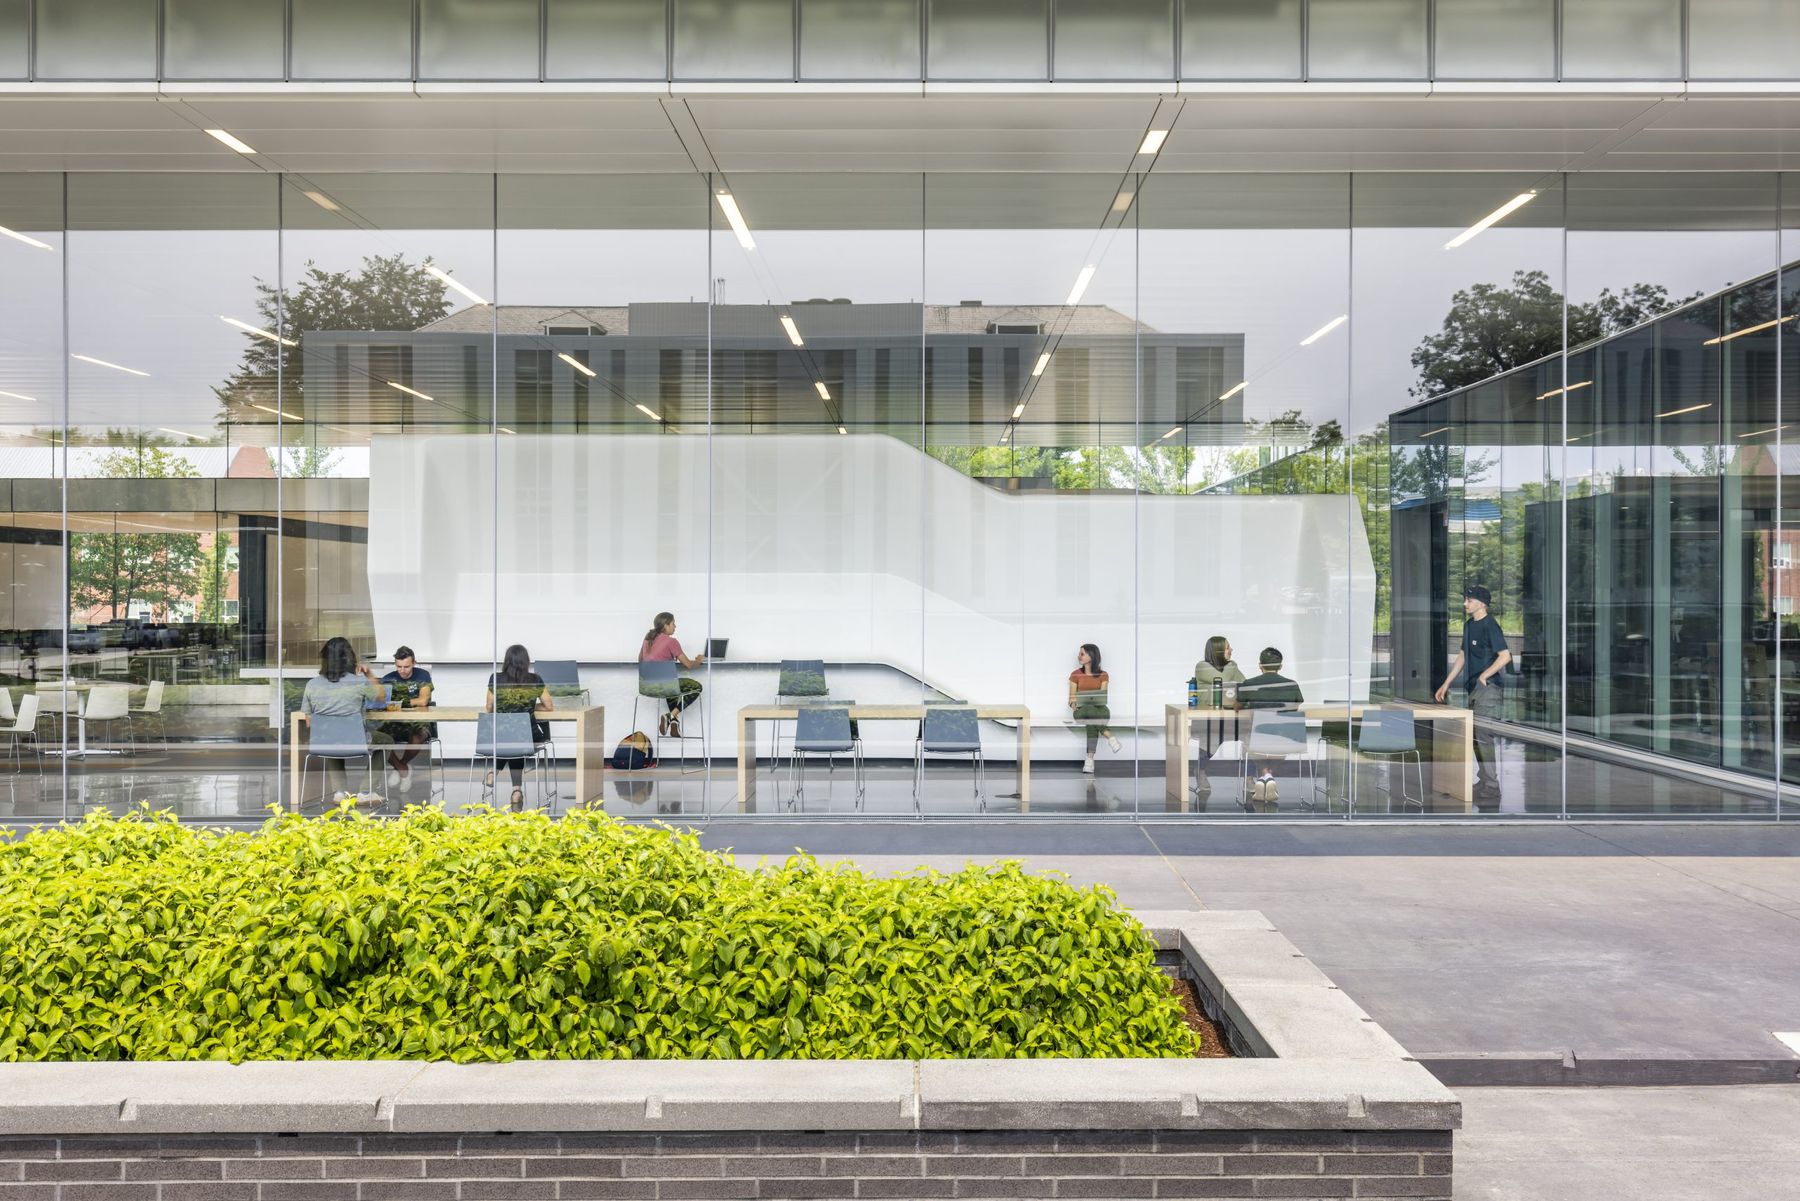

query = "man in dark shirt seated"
[1240,647,1304,806]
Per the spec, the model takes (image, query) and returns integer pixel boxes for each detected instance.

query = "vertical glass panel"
[1688,0,1800,79]
[1054,0,1174,80]
[547,0,669,80]
[60,175,279,817]
[800,0,920,80]
[420,0,541,80]
[1181,0,1300,80]
[292,0,415,80]
[927,0,1048,80]
[926,175,1129,814]
[34,0,157,80]
[1139,175,1351,817]
[0,175,66,818]
[1562,0,1681,79]
[1306,0,1428,79]
[1565,173,1780,813]
[164,0,285,80]
[0,0,29,78]
[1778,173,1799,806]
[1433,0,1555,80]
[674,0,794,79]
[495,175,708,818]
[277,175,496,814]
[1355,175,1566,815]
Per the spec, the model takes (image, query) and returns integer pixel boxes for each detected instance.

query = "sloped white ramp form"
[367,433,1373,735]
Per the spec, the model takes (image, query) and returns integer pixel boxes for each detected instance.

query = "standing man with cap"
[1435,583,1511,807]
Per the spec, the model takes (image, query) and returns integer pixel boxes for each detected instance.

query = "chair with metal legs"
[0,693,45,798]
[301,714,376,810]
[1355,709,1424,813]
[34,685,81,755]
[634,659,704,774]
[914,706,985,814]
[471,712,553,812]
[789,706,863,812]
[132,679,167,747]
[771,659,828,764]
[1242,710,1317,812]
[82,684,134,756]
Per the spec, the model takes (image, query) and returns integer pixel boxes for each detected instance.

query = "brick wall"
[0,1131,1451,1200]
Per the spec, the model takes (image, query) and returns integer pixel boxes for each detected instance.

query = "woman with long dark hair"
[1194,634,1245,708]
[486,642,553,811]
[638,611,704,737]
[1068,642,1121,775]
[300,636,384,803]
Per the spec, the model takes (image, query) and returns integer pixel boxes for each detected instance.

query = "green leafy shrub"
[0,808,1197,1062]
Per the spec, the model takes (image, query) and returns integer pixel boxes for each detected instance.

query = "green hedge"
[0,808,1197,1062]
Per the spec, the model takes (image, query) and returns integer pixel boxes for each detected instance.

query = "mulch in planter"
[1168,975,1234,1059]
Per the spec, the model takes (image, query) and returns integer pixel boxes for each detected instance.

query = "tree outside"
[68,445,204,622]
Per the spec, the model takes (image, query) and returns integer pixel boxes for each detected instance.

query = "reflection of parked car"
[68,626,101,654]
[137,623,181,649]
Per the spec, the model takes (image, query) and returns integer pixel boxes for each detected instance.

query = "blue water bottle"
[1187,677,1198,709]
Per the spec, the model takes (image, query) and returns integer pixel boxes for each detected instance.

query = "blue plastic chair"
[636,659,704,773]
[789,706,862,812]
[302,713,374,809]
[914,706,984,814]
[471,710,554,812]
[1356,709,1423,813]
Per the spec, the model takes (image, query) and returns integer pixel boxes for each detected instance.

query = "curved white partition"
[367,433,1373,742]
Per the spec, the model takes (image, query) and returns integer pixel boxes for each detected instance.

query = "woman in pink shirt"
[639,611,705,736]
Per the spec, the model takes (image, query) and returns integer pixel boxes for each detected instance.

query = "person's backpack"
[612,730,657,771]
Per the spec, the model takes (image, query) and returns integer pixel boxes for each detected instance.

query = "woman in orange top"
[1068,642,1121,775]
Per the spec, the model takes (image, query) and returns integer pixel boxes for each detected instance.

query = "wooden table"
[1163,702,1474,812]
[288,706,605,813]
[736,704,1030,813]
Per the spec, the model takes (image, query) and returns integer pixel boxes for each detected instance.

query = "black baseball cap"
[1463,584,1492,606]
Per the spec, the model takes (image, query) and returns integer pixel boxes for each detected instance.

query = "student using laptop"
[1068,642,1122,775]
[639,611,704,737]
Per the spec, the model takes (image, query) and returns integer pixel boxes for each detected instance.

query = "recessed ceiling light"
[301,190,340,212]
[557,352,596,378]
[1300,315,1347,346]
[1161,426,1182,440]
[635,403,661,420]
[0,225,53,251]
[250,402,304,422]
[1012,403,1026,419]
[1112,191,1134,212]
[1066,266,1097,307]
[72,354,148,377]
[425,265,488,307]
[498,426,517,435]
[1219,381,1247,401]
[222,315,297,347]
[1536,380,1593,400]
[716,192,755,251]
[0,389,36,402]
[1032,353,1051,377]
[814,381,831,401]
[1445,191,1537,250]
[837,426,847,435]
[1656,403,1711,418]
[1138,130,1169,155]
[1737,425,1787,439]
[386,381,433,401]
[204,128,257,155]
[156,427,202,440]
[1703,315,1795,346]
[780,315,804,347]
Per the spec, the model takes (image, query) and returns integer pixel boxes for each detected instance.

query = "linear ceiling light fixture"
[1032,353,1051,377]
[0,389,35,402]
[1138,130,1169,155]
[1738,425,1788,439]
[814,381,831,401]
[1657,403,1712,418]
[221,315,297,347]
[779,315,804,346]
[1418,426,1451,439]
[1011,403,1026,419]
[1066,266,1097,306]
[386,381,433,401]
[1703,315,1795,346]
[301,190,340,212]
[837,425,847,435]
[0,225,53,251]
[250,402,304,421]
[716,192,755,250]
[1160,426,1182,441]
[1445,191,1537,250]
[1219,381,1247,401]
[1299,315,1347,346]
[1112,191,1135,212]
[425,265,488,307]
[498,426,517,435]
[204,128,257,155]
[156,427,203,440]
[1536,380,1593,401]
[635,403,661,421]
[557,352,596,378]
[72,354,148,377]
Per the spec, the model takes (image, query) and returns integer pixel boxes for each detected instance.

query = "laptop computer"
[706,638,729,660]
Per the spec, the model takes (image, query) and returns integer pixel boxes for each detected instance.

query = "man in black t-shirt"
[1435,584,1511,805]
[379,646,434,795]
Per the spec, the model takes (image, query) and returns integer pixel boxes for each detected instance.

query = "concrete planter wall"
[0,911,1458,1200]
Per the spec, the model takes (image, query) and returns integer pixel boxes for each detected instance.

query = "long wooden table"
[736,703,1030,812]
[1164,702,1474,812]
[287,706,605,813]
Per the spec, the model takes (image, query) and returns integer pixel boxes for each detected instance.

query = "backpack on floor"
[612,730,658,771]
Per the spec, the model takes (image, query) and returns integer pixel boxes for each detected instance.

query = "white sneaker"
[331,790,350,804]
[1105,733,1122,753]
[1259,775,1278,803]
[1082,754,1096,774]
[398,769,413,795]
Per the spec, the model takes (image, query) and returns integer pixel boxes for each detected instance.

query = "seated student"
[1240,647,1304,805]
[299,635,387,806]
[1068,642,1122,775]
[486,643,553,812]
[379,645,434,796]
[639,611,704,737]
[1194,635,1246,708]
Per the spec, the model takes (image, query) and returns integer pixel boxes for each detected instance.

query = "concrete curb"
[0,909,1460,1136]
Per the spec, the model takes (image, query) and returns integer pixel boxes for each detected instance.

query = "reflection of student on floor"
[1241,647,1304,805]
[639,611,704,736]
[487,643,552,812]
[379,645,433,796]
[1435,583,1510,806]
[1069,643,1121,775]
[300,636,386,805]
